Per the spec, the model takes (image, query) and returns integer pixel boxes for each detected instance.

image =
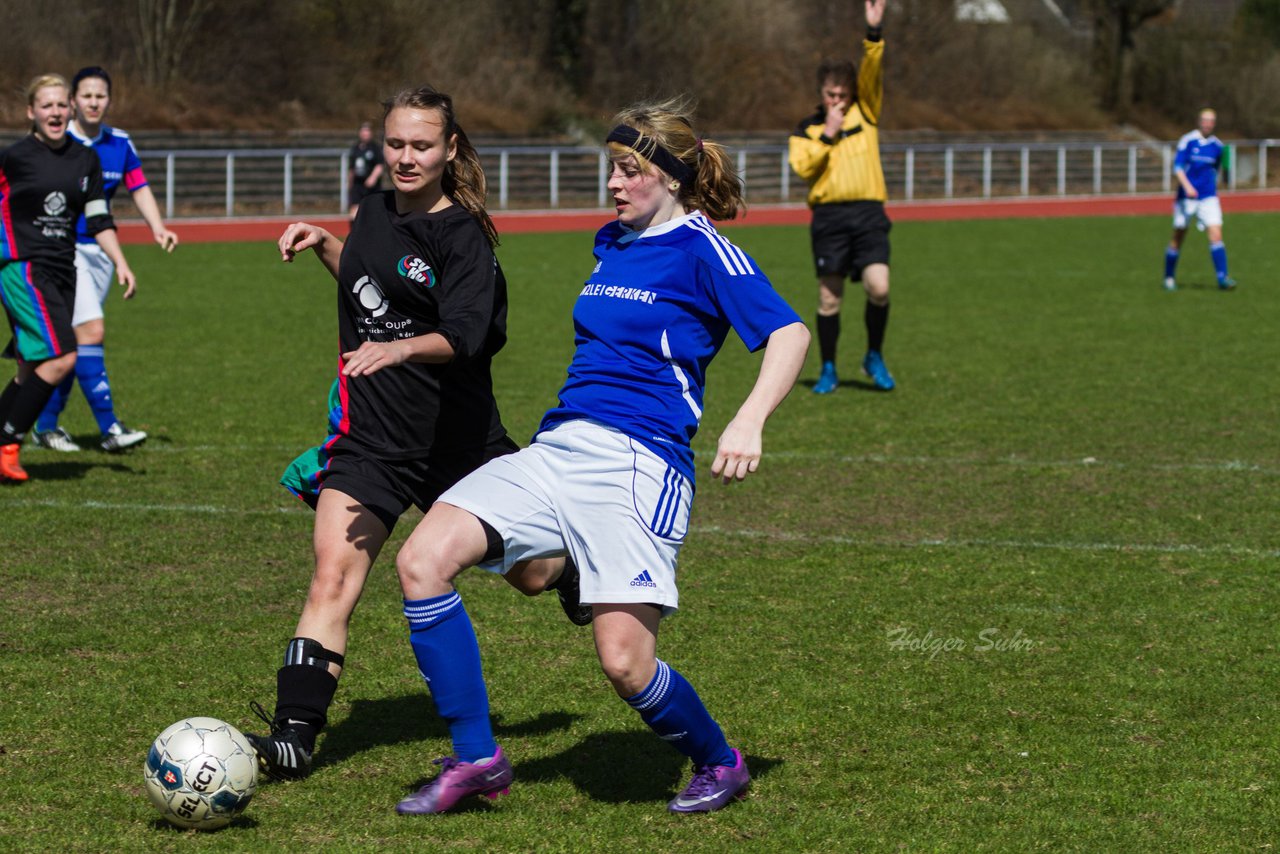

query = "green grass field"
[1,212,1277,851]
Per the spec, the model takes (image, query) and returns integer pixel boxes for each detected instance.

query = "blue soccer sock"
[35,375,75,433]
[1164,247,1180,280]
[74,345,118,434]
[1209,241,1229,282]
[404,592,496,763]
[625,660,734,768]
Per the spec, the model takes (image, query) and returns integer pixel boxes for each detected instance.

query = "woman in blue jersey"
[392,97,810,816]
[0,74,136,482]
[32,66,179,454]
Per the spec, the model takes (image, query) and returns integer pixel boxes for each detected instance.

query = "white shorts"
[440,419,693,614]
[1173,196,1223,231]
[72,242,115,326]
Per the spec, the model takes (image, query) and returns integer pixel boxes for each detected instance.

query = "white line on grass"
[767,451,1280,476]
[690,525,1280,560]
[0,497,310,516]
[4,496,1275,559]
[102,445,1280,476]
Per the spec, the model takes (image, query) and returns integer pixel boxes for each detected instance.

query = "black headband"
[606,125,697,186]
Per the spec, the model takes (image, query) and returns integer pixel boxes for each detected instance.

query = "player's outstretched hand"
[154,227,179,253]
[117,264,137,300]
[342,340,411,378]
[278,222,326,262]
[711,418,763,485]
[866,0,886,28]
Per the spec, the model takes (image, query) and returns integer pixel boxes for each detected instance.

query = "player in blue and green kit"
[0,74,136,482]
[1163,108,1235,291]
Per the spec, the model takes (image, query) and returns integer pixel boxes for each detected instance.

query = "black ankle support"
[275,664,338,734]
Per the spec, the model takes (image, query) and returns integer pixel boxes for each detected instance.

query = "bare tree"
[133,0,212,93]
[1087,0,1180,117]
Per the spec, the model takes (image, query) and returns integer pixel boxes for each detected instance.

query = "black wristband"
[867,25,883,42]
[818,133,836,146]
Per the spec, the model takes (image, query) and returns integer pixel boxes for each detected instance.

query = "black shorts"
[318,434,520,533]
[349,181,378,207]
[810,201,892,281]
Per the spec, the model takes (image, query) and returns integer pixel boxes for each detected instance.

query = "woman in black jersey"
[0,74,136,482]
[247,86,580,780]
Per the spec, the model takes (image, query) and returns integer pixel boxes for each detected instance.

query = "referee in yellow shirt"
[789,0,894,392]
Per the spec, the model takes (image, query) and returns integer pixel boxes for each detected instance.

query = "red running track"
[115,190,1280,244]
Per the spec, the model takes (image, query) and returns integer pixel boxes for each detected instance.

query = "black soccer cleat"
[247,701,314,781]
[553,557,593,626]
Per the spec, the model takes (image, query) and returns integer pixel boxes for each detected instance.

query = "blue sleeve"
[1173,140,1191,173]
[702,261,803,353]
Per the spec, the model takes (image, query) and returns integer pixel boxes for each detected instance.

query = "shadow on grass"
[514,729,783,805]
[310,698,781,807]
[316,694,580,771]
[798,376,888,393]
[146,813,260,833]
[1173,279,1237,292]
[18,456,141,480]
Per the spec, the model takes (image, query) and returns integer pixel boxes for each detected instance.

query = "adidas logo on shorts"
[630,570,659,589]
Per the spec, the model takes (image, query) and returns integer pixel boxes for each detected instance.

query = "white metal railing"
[137,140,1280,218]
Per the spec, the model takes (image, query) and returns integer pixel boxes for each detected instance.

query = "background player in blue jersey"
[1164,108,1235,291]
[31,67,179,453]
[0,74,136,482]
[246,86,581,783]
[391,98,810,816]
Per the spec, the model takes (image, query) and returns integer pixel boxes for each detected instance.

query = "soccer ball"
[143,717,258,830]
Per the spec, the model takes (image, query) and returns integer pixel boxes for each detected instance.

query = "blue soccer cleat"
[862,350,895,391]
[812,361,838,395]
[1218,276,1237,291]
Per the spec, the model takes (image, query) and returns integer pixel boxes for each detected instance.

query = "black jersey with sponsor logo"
[335,192,508,459]
[349,140,384,181]
[0,134,113,267]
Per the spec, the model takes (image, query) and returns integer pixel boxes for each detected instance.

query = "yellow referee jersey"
[789,38,886,206]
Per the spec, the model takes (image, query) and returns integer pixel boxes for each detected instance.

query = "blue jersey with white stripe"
[538,211,802,480]
[1173,131,1224,201]
[68,123,148,244]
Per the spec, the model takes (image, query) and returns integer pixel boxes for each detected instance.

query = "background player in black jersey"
[347,121,385,221]
[0,74,136,482]
[247,86,581,781]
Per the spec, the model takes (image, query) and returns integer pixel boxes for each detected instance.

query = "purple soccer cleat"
[667,748,751,813]
[395,746,513,815]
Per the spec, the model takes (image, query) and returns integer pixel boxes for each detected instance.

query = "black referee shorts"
[810,201,892,281]
[348,181,378,207]
[318,434,520,533]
